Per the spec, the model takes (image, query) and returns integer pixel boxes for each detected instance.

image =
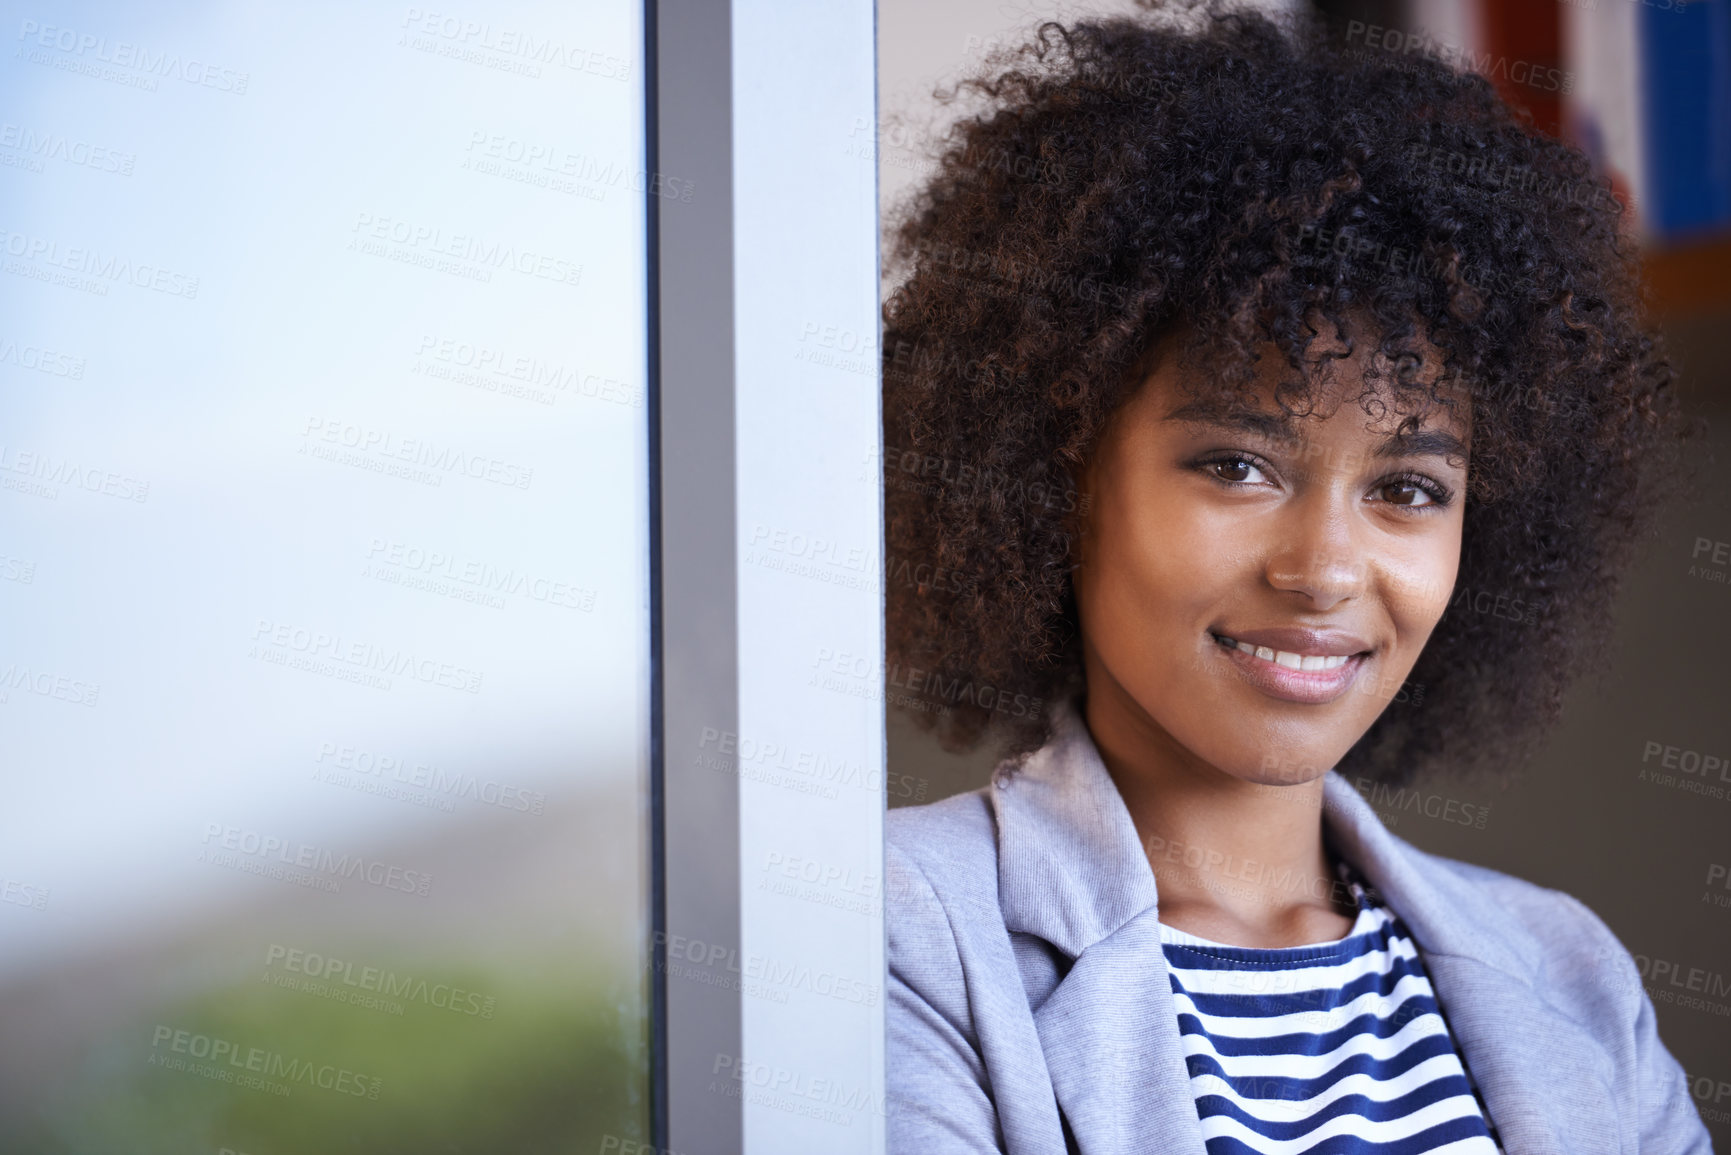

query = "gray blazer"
[887,699,1714,1153]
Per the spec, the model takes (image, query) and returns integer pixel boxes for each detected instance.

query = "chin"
[1208,740,1343,788]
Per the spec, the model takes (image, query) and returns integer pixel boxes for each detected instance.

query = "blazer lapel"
[1030,905,1210,1155]
[991,701,1208,1155]
[1417,953,1619,1155]
[1320,774,1623,1154]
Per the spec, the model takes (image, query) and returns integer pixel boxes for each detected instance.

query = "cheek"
[1381,530,1463,641]
[1087,484,1224,627]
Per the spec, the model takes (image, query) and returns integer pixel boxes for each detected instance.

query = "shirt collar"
[989,694,1537,980]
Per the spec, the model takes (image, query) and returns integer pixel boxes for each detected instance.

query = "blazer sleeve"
[1556,892,1714,1154]
[885,839,1007,1154]
[1628,982,1715,1155]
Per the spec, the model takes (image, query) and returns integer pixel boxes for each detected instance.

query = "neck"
[1079,666,1355,948]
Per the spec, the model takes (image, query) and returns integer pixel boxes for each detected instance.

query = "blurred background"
[0,3,653,1152]
[880,0,1731,1145]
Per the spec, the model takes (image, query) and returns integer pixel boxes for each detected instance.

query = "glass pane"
[0,4,652,1153]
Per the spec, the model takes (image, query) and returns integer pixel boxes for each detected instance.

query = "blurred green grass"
[16,959,649,1155]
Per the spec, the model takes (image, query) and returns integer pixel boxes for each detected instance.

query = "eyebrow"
[1162,401,1469,462]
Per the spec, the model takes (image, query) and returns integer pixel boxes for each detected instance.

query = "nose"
[1263,494,1366,611]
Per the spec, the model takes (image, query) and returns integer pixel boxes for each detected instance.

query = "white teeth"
[1221,636,1351,671]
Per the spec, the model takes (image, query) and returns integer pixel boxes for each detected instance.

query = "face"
[1073,318,1470,787]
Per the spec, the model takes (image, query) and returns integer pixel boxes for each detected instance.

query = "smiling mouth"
[1209,632,1366,670]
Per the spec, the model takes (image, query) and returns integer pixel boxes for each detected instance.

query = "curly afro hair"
[880,0,1693,788]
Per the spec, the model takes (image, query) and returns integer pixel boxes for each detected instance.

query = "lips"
[1208,627,1375,705]
[1211,627,1373,660]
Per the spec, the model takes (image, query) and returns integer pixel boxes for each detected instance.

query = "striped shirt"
[1158,859,1505,1155]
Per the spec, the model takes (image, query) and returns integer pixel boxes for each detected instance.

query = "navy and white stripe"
[1159,861,1504,1154]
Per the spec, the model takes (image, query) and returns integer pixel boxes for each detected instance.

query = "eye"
[1372,473,1452,509]
[1199,453,1274,486]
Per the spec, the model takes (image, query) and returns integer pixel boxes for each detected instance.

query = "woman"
[881,2,1710,1152]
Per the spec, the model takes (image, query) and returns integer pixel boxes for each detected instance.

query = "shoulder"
[1404,846,1710,1149]
[885,787,1004,938]
[1415,846,1629,956]
[883,789,1009,1046]
[1400,844,1646,1015]
[886,786,997,873]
